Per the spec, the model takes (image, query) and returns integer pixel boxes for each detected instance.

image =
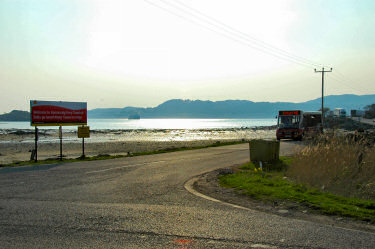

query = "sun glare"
[83,0,297,80]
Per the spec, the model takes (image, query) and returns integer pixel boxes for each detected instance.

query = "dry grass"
[287,134,375,200]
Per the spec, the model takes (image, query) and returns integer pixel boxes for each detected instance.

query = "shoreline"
[0,127,276,164]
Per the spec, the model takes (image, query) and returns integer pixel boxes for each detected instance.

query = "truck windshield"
[278,115,301,128]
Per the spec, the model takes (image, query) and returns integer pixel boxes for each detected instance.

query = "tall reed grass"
[287,133,375,200]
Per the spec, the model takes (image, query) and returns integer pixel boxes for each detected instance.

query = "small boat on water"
[128,113,141,120]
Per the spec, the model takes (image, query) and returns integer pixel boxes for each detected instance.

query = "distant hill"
[0,110,30,121]
[88,94,375,119]
[1,94,373,121]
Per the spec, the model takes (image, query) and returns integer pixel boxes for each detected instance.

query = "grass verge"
[0,141,245,168]
[219,157,375,223]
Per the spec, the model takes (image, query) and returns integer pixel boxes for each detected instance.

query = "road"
[350,117,375,126]
[0,142,374,248]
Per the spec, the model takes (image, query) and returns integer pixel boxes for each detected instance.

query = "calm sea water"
[0,118,276,130]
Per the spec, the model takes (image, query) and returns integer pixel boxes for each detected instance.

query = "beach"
[0,127,276,164]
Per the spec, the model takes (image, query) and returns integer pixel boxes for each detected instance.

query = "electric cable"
[143,0,323,68]
[168,0,323,68]
[144,0,373,94]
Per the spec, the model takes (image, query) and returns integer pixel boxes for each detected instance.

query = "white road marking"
[185,174,375,236]
[85,160,166,174]
[184,176,252,211]
[250,244,278,249]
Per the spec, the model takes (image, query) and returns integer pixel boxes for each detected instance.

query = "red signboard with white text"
[278,110,301,116]
[30,100,87,126]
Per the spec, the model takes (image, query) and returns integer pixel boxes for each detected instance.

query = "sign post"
[59,126,63,161]
[34,127,38,162]
[30,100,88,161]
[78,126,90,158]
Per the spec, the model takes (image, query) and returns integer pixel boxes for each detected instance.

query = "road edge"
[184,170,375,235]
[184,176,252,211]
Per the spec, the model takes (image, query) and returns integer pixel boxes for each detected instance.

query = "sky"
[1,0,374,113]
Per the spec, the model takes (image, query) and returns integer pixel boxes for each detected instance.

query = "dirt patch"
[193,166,375,234]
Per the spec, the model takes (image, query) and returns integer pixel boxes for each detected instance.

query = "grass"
[0,140,246,168]
[219,157,375,222]
[287,134,375,200]
[0,154,126,167]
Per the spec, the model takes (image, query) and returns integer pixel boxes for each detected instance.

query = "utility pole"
[314,67,332,132]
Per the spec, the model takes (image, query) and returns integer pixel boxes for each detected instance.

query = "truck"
[350,109,365,118]
[333,108,346,118]
[276,110,322,140]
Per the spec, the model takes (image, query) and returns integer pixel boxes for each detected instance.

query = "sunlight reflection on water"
[0,119,277,143]
[0,118,276,130]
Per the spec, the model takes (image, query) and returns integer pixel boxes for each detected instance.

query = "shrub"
[287,134,375,200]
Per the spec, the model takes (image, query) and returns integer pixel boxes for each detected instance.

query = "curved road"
[0,143,374,248]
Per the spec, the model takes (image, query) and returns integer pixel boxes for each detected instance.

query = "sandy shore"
[0,128,276,164]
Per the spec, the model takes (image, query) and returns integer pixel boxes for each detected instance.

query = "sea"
[0,118,277,130]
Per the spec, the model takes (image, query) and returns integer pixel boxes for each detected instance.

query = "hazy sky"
[1,0,374,113]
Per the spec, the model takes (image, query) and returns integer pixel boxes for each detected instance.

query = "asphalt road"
[0,142,374,248]
[350,117,375,126]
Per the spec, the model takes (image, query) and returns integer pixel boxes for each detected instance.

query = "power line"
[332,70,373,93]
[143,0,325,69]
[162,0,325,68]
[328,74,371,94]
[169,0,323,68]
[144,0,374,95]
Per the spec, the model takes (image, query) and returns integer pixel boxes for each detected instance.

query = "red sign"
[30,100,87,126]
[279,110,301,116]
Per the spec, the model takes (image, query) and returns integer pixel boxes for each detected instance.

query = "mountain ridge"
[88,94,375,119]
[0,110,30,121]
[1,94,373,121]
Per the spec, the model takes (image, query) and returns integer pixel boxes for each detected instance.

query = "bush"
[364,104,375,119]
[287,134,375,200]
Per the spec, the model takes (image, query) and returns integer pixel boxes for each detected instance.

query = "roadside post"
[59,126,63,161]
[34,127,38,162]
[78,126,90,158]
